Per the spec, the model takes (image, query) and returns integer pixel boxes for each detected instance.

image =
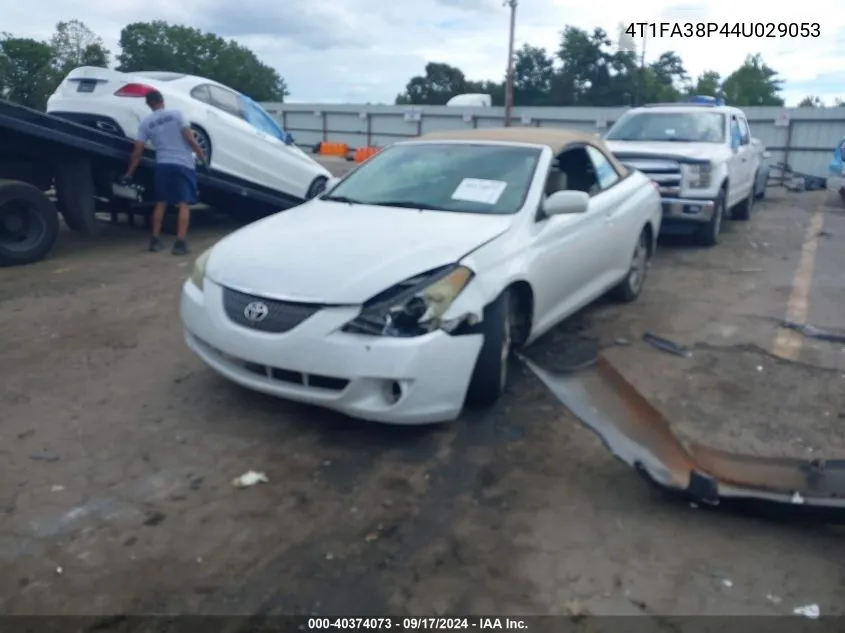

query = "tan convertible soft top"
[419,127,629,176]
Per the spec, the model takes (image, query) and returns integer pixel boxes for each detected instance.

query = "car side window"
[730,116,742,147]
[585,146,621,190]
[208,86,244,118]
[190,85,211,104]
[737,116,750,145]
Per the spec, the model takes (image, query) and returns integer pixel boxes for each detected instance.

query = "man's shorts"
[155,163,198,206]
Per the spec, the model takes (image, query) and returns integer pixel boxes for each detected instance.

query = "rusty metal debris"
[779,320,845,344]
[520,352,845,522]
[642,331,692,358]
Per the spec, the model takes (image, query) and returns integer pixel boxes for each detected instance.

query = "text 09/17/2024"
[625,22,820,38]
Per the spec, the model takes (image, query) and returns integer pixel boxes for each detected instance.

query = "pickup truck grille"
[618,158,681,197]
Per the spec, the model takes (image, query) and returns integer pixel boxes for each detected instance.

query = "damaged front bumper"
[521,353,845,522]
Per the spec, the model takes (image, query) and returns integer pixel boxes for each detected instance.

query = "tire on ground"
[54,158,101,235]
[0,179,60,267]
[695,187,726,247]
[466,289,512,408]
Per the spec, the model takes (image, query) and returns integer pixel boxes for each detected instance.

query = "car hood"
[205,200,513,303]
[605,140,726,162]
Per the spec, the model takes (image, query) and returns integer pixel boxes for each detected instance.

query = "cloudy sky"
[4,0,845,105]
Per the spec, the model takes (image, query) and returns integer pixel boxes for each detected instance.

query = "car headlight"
[686,163,712,189]
[342,265,476,337]
[190,248,212,290]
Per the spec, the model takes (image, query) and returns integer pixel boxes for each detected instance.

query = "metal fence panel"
[260,103,845,176]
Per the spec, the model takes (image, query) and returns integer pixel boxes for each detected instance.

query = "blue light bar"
[683,95,725,106]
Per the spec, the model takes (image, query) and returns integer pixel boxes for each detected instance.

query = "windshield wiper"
[322,195,364,204]
[370,200,451,211]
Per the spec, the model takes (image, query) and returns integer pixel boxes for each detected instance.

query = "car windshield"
[606,111,726,143]
[242,96,289,142]
[322,143,541,215]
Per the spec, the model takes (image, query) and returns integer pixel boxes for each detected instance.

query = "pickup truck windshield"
[323,143,541,215]
[606,111,726,143]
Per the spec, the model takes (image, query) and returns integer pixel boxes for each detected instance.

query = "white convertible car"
[180,128,662,424]
[46,67,331,200]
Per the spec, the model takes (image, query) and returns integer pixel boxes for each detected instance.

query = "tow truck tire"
[695,188,726,247]
[0,179,60,267]
[54,158,102,235]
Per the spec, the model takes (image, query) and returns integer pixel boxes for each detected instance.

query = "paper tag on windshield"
[451,178,507,204]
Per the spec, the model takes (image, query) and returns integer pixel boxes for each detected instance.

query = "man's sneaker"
[149,237,164,252]
[172,239,189,256]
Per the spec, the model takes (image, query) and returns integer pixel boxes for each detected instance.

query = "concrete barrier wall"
[259,102,845,178]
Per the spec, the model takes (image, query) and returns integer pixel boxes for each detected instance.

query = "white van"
[446,93,492,107]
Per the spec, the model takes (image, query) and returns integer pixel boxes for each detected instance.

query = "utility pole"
[503,0,517,126]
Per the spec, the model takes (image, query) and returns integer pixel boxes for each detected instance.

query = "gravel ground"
[1,180,844,618]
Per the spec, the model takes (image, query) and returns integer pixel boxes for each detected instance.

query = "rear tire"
[695,188,726,247]
[732,180,754,221]
[191,126,212,166]
[466,289,514,408]
[54,158,101,235]
[0,180,60,266]
[609,228,650,302]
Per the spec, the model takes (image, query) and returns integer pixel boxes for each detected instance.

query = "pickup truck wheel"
[466,289,513,408]
[609,229,649,302]
[732,181,754,221]
[0,180,60,267]
[695,190,725,247]
[306,176,328,199]
[54,158,102,235]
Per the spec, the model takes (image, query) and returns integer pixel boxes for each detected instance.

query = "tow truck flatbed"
[0,99,304,266]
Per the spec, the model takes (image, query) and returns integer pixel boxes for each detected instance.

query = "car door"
[192,84,257,181]
[527,147,611,333]
[728,114,751,205]
[736,115,755,198]
[584,145,640,281]
[239,97,318,197]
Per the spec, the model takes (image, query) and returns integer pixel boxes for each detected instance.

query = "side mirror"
[543,190,589,216]
[284,131,295,145]
[324,176,341,192]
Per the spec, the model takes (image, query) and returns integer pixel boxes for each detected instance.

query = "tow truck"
[0,99,305,267]
[604,96,761,247]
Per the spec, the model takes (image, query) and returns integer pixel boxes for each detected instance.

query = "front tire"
[466,290,514,408]
[609,228,650,302]
[732,180,754,221]
[306,176,328,199]
[695,188,726,247]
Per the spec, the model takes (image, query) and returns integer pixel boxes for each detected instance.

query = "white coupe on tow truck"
[180,128,662,424]
[46,67,331,200]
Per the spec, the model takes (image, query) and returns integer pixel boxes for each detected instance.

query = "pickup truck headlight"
[342,265,475,337]
[190,248,212,290]
[686,163,712,189]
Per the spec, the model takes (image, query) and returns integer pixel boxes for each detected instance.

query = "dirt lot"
[1,180,844,618]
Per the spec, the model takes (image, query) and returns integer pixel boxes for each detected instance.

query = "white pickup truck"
[604,100,761,246]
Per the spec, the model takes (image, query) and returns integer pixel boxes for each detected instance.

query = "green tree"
[395,62,468,104]
[511,44,555,106]
[50,20,110,77]
[797,95,823,107]
[0,35,56,109]
[117,21,288,101]
[688,70,721,96]
[721,53,784,106]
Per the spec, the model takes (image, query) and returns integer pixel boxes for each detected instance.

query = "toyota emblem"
[243,301,269,323]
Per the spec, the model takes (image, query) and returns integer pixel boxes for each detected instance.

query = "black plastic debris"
[642,331,692,358]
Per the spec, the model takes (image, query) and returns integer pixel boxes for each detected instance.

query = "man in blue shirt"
[123,90,206,255]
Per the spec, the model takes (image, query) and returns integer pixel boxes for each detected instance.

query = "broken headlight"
[343,265,475,337]
[685,163,712,189]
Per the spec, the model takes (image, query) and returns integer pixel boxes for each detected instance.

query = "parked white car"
[605,98,761,246]
[46,67,331,200]
[180,128,662,424]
